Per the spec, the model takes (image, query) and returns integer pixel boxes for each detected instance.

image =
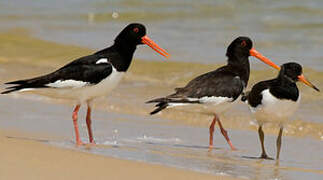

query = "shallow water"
[0,1,322,136]
[1,0,323,69]
[0,96,322,180]
[0,4,322,178]
[0,61,322,140]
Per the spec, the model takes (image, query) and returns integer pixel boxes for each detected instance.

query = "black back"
[244,62,301,108]
[169,37,254,100]
[2,23,149,94]
[147,37,255,115]
[169,66,245,101]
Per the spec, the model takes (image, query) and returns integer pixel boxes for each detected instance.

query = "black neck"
[112,42,136,72]
[270,76,299,101]
[227,56,250,87]
[277,72,297,86]
[95,42,137,72]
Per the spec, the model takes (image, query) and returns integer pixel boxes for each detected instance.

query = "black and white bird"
[241,62,319,159]
[146,37,280,150]
[2,23,169,146]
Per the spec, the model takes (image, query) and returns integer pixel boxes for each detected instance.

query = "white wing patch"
[19,88,36,92]
[46,80,89,88]
[188,96,233,105]
[96,58,108,64]
[167,103,188,108]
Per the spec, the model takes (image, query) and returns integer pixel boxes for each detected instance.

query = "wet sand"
[0,95,322,180]
[1,30,322,140]
[0,30,323,180]
[0,130,238,180]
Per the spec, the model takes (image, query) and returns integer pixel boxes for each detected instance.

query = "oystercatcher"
[241,62,319,159]
[146,37,279,150]
[2,23,169,145]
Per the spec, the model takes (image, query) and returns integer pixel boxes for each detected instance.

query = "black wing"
[170,67,244,101]
[2,54,113,94]
[244,80,273,107]
[146,67,244,115]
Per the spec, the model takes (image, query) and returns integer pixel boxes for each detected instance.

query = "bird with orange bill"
[2,23,169,146]
[242,62,319,159]
[147,37,280,151]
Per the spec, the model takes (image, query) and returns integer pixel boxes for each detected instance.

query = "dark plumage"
[2,23,169,95]
[242,62,319,159]
[2,55,113,94]
[147,36,280,150]
[147,66,245,115]
[2,23,169,146]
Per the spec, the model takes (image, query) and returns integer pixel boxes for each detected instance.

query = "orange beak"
[298,74,320,92]
[141,35,170,58]
[249,48,280,70]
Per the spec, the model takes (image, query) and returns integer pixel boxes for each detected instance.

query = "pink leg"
[86,105,95,144]
[72,105,83,146]
[209,115,217,150]
[217,118,237,150]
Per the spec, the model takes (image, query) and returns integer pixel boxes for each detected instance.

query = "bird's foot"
[230,146,238,151]
[87,141,96,146]
[259,154,274,160]
[75,140,85,146]
[227,140,237,151]
[208,145,215,152]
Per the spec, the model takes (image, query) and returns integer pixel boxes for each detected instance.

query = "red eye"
[133,27,139,33]
[241,41,247,47]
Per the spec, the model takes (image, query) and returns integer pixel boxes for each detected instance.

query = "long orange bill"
[298,74,320,92]
[141,35,170,58]
[249,48,280,70]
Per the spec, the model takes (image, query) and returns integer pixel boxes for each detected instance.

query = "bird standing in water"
[2,23,169,146]
[147,37,280,150]
[242,62,319,159]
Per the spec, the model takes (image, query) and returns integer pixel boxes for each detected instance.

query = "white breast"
[251,89,300,125]
[78,67,124,101]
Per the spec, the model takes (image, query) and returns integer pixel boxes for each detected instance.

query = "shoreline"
[0,29,322,140]
[0,94,322,180]
[0,129,240,180]
[0,28,323,180]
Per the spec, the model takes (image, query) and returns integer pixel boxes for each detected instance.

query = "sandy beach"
[0,30,241,180]
[0,130,239,180]
[0,30,322,180]
[1,0,323,179]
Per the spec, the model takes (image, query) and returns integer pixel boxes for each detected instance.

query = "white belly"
[250,89,300,125]
[23,69,124,103]
[167,96,237,115]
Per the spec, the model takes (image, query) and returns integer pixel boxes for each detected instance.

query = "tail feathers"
[1,87,20,94]
[146,97,170,104]
[146,97,200,115]
[146,97,170,115]
[2,79,46,94]
[150,102,168,115]
[1,85,29,94]
[2,79,28,94]
[5,79,28,85]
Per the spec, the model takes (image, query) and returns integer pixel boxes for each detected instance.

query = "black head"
[279,62,302,82]
[115,23,147,45]
[226,36,280,70]
[226,36,253,58]
[114,23,169,58]
[279,62,319,91]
